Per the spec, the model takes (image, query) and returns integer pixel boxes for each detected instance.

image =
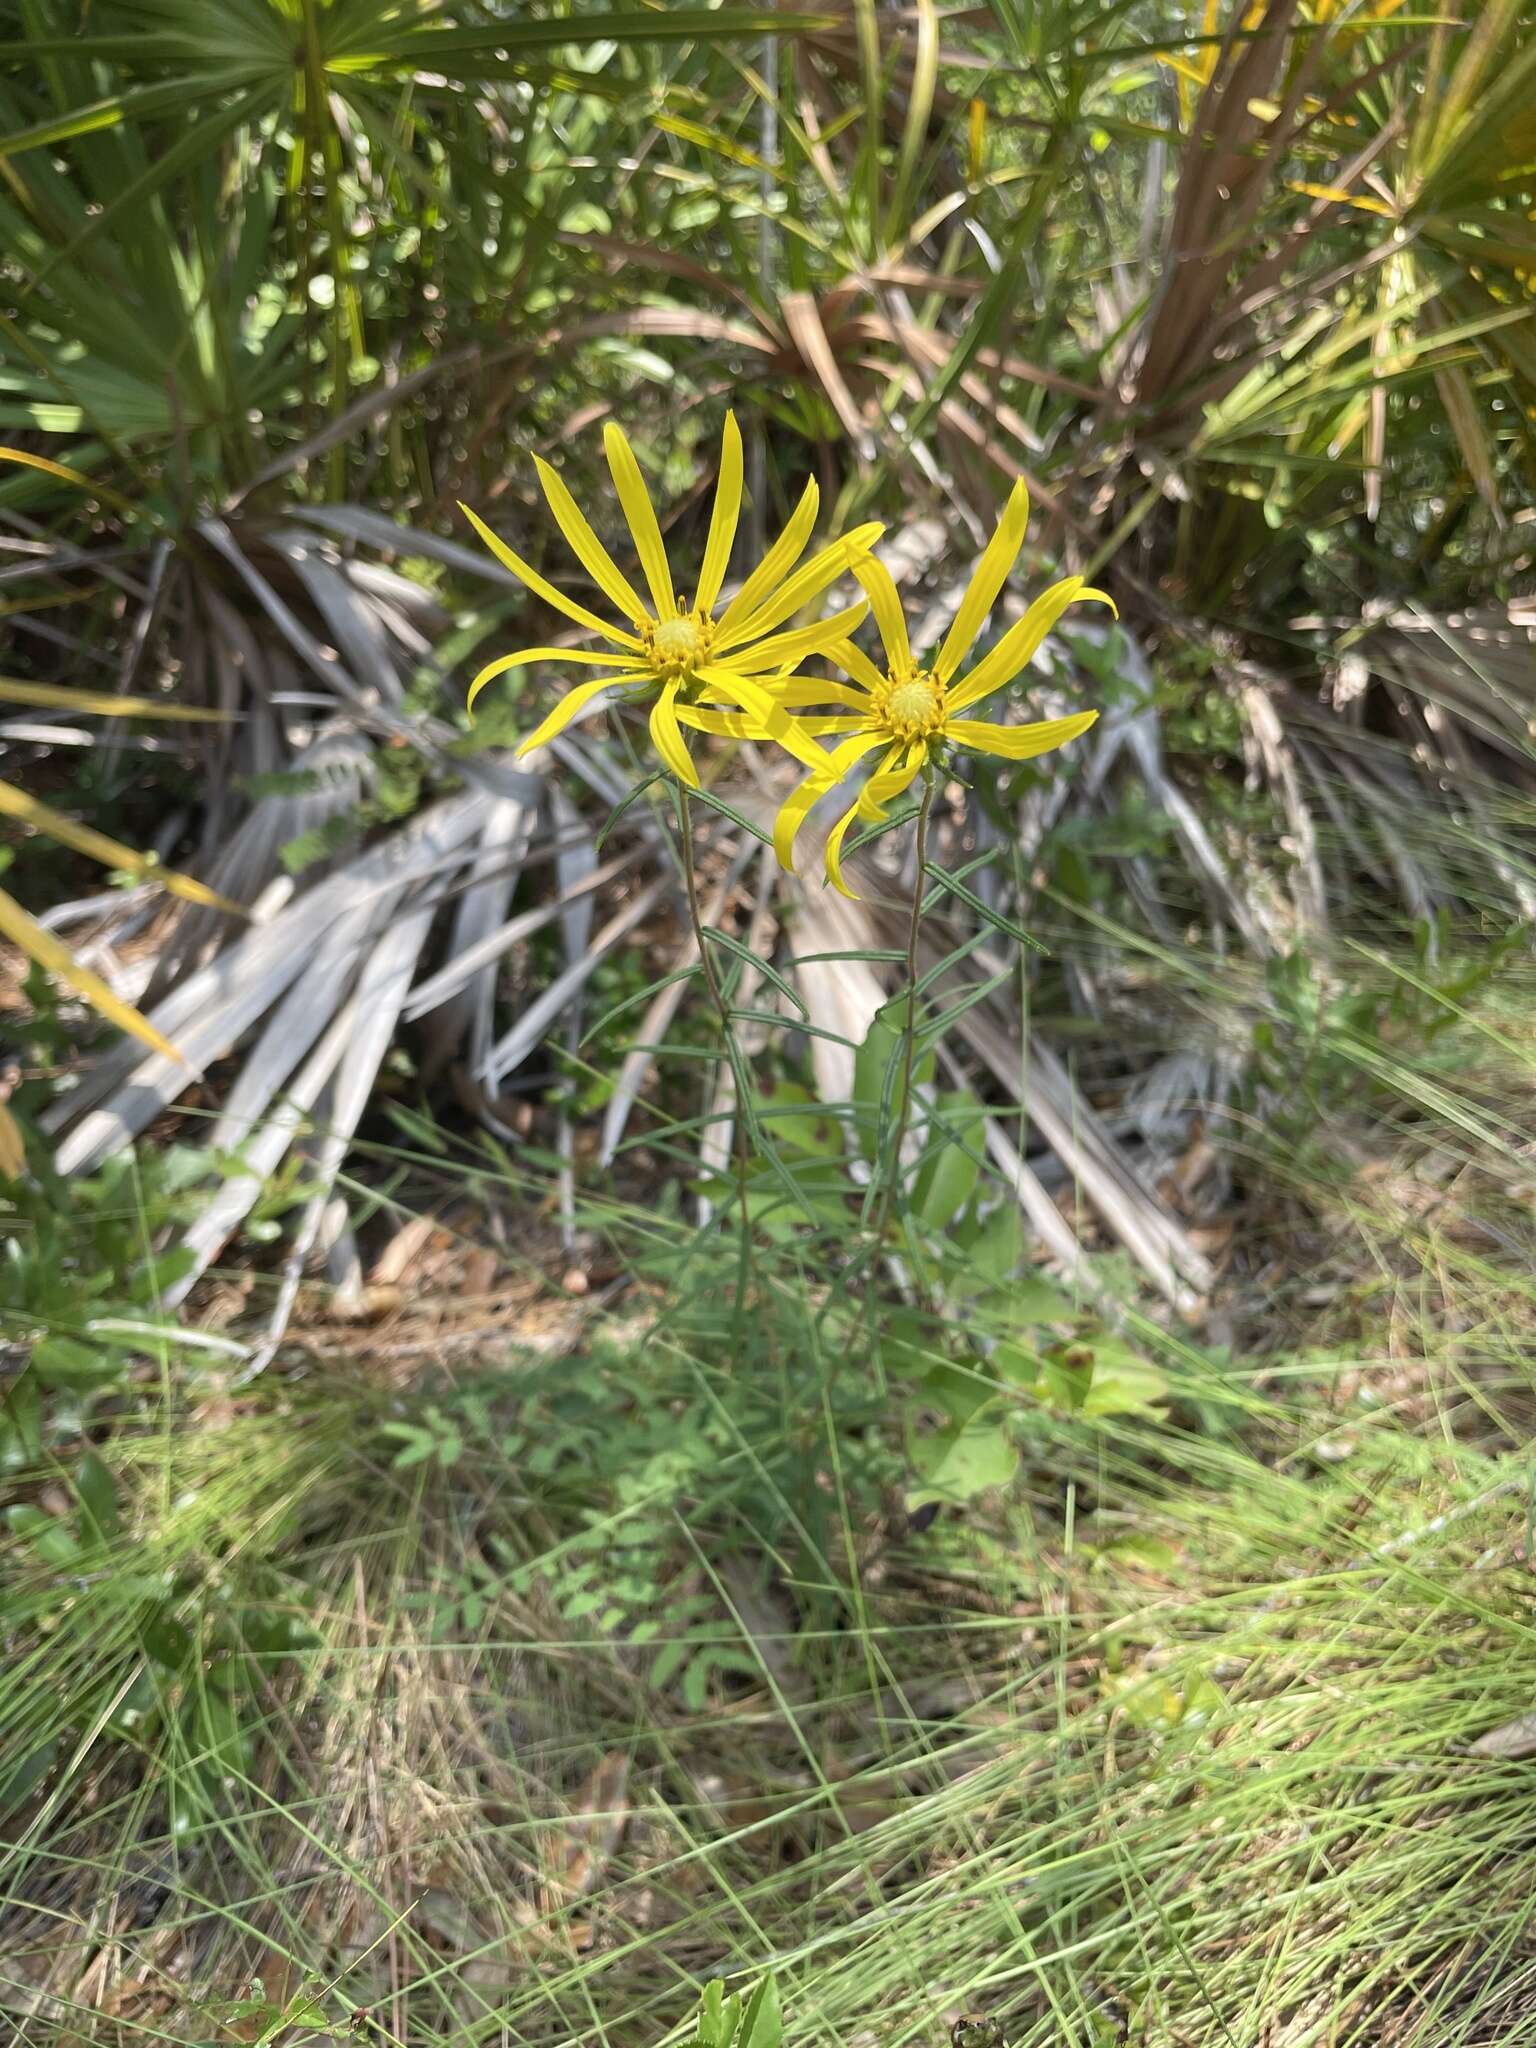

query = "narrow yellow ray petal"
[464,646,637,718]
[696,411,743,613]
[715,477,818,639]
[772,730,891,873]
[512,675,642,754]
[694,664,838,773]
[853,557,911,675]
[768,675,871,710]
[947,579,1116,713]
[725,602,870,675]
[717,521,884,647]
[0,885,180,1062]
[0,781,240,913]
[649,682,699,787]
[774,772,835,873]
[945,710,1099,760]
[534,455,649,621]
[826,639,888,697]
[675,707,866,739]
[934,478,1029,681]
[603,424,674,618]
[460,502,639,645]
[826,745,924,899]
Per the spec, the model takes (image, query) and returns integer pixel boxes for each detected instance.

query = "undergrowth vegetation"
[4,2,1536,2044]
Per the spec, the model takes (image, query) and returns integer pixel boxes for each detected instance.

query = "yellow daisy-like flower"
[761,481,1113,898]
[460,413,881,786]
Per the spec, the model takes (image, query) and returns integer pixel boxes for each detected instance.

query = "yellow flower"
[460,413,881,786]
[762,481,1111,898]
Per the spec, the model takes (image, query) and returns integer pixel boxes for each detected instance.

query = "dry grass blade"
[947,993,1213,1308]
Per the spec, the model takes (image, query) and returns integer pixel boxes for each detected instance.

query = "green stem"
[674,783,756,1284]
[872,772,934,1250]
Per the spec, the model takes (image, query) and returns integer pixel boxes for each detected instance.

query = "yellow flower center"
[642,609,715,681]
[872,666,946,743]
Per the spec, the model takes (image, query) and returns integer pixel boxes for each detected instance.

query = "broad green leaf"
[1101,1534,1179,1573]
[851,1004,933,1158]
[738,1975,783,2048]
[74,1450,119,1539]
[1079,1342,1170,1420]
[5,1503,80,1567]
[906,1412,1019,1508]
[31,1335,124,1387]
[1009,1272,1078,1325]
[754,1080,841,1157]
[914,1092,986,1230]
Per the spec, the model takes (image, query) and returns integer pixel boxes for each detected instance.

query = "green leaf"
[379,1423,440,1469]
[914,1093,985,1230]
[143,1612,194,1671]
[754,1080,841,1157]
[738,1975,783,2048]
[31,1335,124,1387]
[851,1004,933,1158]
[696,1981,742,2048]
[649,1634,694,1690]
[906,1413,1019,1508]
[1101,1534,1179,1573]
[705,926,806,1016]
[5,1503,80,1567]
[681,1651,712,1712]
[1079,1342,1170,1420]
[951,1203,1024,1297]
[992,1341,1040,1390]
[74,1449,119,1540]
[1009,1272,1078,1325]
[1034,1349,1093,1414]
[919,1358,993,1426]
[0,1738,57,1815]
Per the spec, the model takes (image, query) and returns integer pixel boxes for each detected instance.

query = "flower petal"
[771,730,889,873]
[773,774,835,874]
[534,455,649,621]
[717,521,884,647]
[649,681,699,787]
[465,646,637,716]
[763,675,870,709]
[695,663,840,773]
[947,578,1117,712]
[726,602,870,675]
[715,477,818,639]
[461,503,639,645]
[825,638,888,697]
[604,423,675,618]
[513,675,642,755]
[934,477,1029,681]
[675,707,867,739]
[826,745,924,900]
[945,709,1099,760]
[853,557,911,675]
[696,411,743,613]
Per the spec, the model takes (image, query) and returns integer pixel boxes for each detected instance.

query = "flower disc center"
[877,667,945,740]
[645,611,714,680]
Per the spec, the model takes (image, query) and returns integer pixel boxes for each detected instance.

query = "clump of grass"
[4,1166,1534,2047]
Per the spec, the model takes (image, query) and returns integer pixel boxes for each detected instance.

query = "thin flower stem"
[872,772,934,1249]
[674,782,756,1280]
